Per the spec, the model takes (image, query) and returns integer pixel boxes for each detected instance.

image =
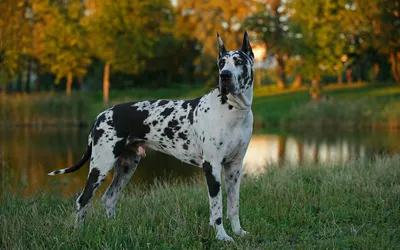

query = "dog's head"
[217,31,254,97]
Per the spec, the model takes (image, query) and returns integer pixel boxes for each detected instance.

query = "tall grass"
[283,98,400,130]
[0,93,88,127]
[1,156,399,249]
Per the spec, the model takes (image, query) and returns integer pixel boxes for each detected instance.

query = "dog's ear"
[217,32,227,59]
[241,30,254,59]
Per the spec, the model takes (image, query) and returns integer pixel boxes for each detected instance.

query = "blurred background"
[0,0,399,196]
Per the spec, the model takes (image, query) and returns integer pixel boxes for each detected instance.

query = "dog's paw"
[216,232,234,242]
[233,228,249,237]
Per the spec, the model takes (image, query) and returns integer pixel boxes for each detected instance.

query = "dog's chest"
[196,107,252,161]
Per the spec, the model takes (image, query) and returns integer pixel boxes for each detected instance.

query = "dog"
[48,31,254,241]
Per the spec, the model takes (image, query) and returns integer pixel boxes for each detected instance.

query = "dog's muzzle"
[219,70,235,96]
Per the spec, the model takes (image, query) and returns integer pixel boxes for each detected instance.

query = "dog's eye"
[219,61,225,68]
[236,60,243,66]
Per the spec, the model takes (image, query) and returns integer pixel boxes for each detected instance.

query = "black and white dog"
[49,31,254,241]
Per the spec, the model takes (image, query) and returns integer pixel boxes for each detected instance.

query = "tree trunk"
[296,141,304,165]
[374,63,380,82]
[276,55,285,89]
[277,136,286,166]
[1,82,6,95]
[66,71,73,97]
[390,51,400,83]
[103,61,111,104]
[292,74,303,88]
[25,57,32,93]
[35,58,40,90]
[310,74,321,102]
[255,69,262,87]
[17,74,23,93]
[338,70,343,85]
[346,67,353,84]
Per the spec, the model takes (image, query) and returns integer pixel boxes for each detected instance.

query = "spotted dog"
[48,31,254,241]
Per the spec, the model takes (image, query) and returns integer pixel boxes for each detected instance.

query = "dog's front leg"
[224,160,248,237]
[202,160,233,241]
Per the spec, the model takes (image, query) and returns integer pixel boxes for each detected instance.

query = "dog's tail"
[48,143,92,176]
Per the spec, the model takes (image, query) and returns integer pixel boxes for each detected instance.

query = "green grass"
[252,82,400,127]
[2,157,400,249]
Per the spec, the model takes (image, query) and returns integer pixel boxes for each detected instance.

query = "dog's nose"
[220,70,232,81]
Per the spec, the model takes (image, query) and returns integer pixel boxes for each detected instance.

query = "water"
[1,128,399,196]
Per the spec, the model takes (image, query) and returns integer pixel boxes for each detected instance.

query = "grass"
[0,93,87,127]
[1,156,400,249]
[252,82,400,127]
[1,82,400,129]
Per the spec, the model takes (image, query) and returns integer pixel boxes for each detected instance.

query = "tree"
[349,0,400,82]
[290,0,348,84]
[0,0,32,94]
[245,0,305,88]
[174,0,259,83]
[83,0,170,104]
[32,0,91,96]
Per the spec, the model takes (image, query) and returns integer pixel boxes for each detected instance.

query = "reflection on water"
[1,128,399,196]
[243,132,399,175]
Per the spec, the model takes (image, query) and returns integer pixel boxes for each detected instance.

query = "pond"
[1,128,399,197]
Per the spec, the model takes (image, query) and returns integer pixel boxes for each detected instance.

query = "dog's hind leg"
[75,148,116,229]
[102,152,140,219]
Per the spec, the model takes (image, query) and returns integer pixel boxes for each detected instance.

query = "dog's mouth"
[219,80,236,96]
[219,83,229,96]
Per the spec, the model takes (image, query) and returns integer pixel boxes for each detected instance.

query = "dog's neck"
[226,86,253,111]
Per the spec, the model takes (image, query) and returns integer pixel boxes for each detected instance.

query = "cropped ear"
[217,32,227,59]
[241,30,254,59]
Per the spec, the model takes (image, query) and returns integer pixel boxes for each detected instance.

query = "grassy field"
[1,156,400,249]
[1,82,400,129]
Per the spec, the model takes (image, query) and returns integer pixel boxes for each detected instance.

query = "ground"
[1,156,399,249]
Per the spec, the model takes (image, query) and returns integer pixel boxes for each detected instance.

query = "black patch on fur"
[168,119,179,128]
[160,107,174,117]
[182,97,201,124]
[228,105,233,110]
[92,113,107,146]
[123,165,130,173]
[183,144,188,150]
[78,168,100,207]
[190,159,198,165]
[216,217,222,225]
[111,102,151,141]
[54,170,60,175]
[217,93,228,104]
[158,100,168,106]
[152,120,158,126]
[203,161,220,198]
[177,132,187,140]
[164,127,174,139]
[113,138,127,157]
